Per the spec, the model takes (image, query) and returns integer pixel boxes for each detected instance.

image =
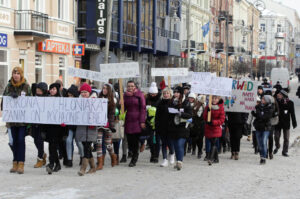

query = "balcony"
[275,32,285,39]
[156,28,180,52]
[196,42,206,54]
[215,42,224,53]
[228,46,235,56]
[218,11,228,21]
[14,10,49,38]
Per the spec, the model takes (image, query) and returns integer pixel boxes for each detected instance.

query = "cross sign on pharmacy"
[72,44,85,56]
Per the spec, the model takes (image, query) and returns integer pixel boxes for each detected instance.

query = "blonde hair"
[161,87,173,99]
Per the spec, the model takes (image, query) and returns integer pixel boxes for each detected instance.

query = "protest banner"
[164,72,215,85]
[2,97,108,126]
[100,62,140,79]
[151,68,188,77]
[67,67,108,82]
[191,76,233,97]
[224,80,258,113]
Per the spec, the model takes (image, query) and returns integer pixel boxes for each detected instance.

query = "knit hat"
[80,83,92,93]
[149,82,158,94]
[67,84,79,97]
[174,86,183,95]
[197,95,206,104]
[188,93,196,99]
[258,85,263,90]
[263,95,272,104]
[280,89,288,98]
[183,83,191,90]
[36,82,48,95]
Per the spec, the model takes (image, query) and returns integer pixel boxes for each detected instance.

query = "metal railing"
[156,27,179,40]
[15,10,48,33]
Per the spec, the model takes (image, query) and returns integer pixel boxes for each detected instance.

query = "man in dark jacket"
[274,90,297,157]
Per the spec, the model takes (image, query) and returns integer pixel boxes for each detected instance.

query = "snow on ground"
[1,79,300,199]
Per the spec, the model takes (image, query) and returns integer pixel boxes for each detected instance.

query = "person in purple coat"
[124,80,146,167]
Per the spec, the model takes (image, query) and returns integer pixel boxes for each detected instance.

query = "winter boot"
[34,158,44,168]
[65,160,73,168]
[116,155,119,165]
[269,152,273,160]
[110,153,118,167]
[176,161,183,170]
[230,152,235,159]
[53,162,61,172]
[128,151,133,158]
[273,148,279,154]
[192,150,196,156]
[260,158,266,165]
[42,153,47,166]
[204,153,209,161]
[152,157,159,163]
[120,154,127,163]
[102,154,106,166]
[78,158,88,176]
[87,158,96,173]
[79,157,83,166]
[10,161,18,173]
[150,154,154,163]
[129,154,138,167]
[17,162,24,174]
[208,146,217,166]
[160,159,168,167]
[96,157,103,170]
[169,154,175,165]
[197,152,202,159]
[234,152,239,160]
[46,163,54,175]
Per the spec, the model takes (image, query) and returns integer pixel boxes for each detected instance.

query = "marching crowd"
[1,66,297,175]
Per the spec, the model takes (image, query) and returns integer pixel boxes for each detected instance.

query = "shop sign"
[0,33,7,47]
[72,44,85,56]
[96,0,107,37]
[38,40,70,54]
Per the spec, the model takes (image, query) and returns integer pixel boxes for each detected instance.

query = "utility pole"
[104,0,113,64]
[186,0,191,68]
[225,0,229,77]
[250,8,254,78]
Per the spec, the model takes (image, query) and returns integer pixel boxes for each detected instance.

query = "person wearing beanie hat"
[145,82,161,163]
[188,93,196,100]
[174,86,184,95]
[32,82,48,168]
[67,84,79,97]
[80,83,92,95]
[252,95,274,165]
[274,89,297,157]
[257,85,264,99]
[3,66,31,174]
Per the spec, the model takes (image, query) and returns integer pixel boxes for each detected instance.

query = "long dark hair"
[170,92,183,107]
[99,84,115,112]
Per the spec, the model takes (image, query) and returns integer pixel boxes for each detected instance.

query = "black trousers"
[126,133,140,158]
[48,132,60,165]
[268,127,274,154]
[229,125,243,152]
[82,142,93,159]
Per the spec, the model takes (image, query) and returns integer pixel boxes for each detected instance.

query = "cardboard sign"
[151,68,188,77]
[191,76,233,97]
[100,62,140,79]
[38,40,70,54]
[2,97,108,126]
[224,80,258,113]
[67,67,108,82]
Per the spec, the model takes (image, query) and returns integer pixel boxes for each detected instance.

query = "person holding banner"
[124,80,146,167]
[3,66,31,174]
[203,96,225,166]
[95,84,117,170]
[167,86,193,170]
[45,83,66,174]
[76,83,98,175]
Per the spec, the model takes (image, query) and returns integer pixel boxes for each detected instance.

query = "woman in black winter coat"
[45,83,67,174]
[167,86,193,170]
[155,87,175,167]
[252,95,274,164]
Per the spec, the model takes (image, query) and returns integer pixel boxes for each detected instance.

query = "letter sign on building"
[0,33,7,47]
[38,40,70,55]
[96,0,107,37]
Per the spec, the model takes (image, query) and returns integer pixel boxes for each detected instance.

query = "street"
[0,78,300,199]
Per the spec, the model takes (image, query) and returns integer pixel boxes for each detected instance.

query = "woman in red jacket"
[203,96,225,165]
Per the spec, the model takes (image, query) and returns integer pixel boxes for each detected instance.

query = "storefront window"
[35,54,42,83]
[0,50,8,95]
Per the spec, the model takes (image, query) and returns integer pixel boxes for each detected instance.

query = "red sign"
[38,40,70,54]
[72,44,85,56]
[260,56,286,61]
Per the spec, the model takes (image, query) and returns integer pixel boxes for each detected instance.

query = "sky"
[273,0,300,15]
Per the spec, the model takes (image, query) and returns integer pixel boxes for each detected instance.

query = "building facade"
[77,0,181,88]
[0,0,77,96]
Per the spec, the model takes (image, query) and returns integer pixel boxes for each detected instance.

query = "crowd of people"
[1,66,297,175]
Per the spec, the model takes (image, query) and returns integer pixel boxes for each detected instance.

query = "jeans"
[75,139,84,158]
[171,138,186,162]
[32,125,44,159]
[113,140,121,155]
[160,135,174,159]
[275,128,290,154]
[11,126,26,162]
[256,131,270,159]
[205,138,220,153]
[66,130,74,160]
[7,128,13,146]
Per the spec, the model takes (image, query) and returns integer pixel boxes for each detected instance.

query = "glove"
[110,128,116,133]
[207,107,211,112]
[11,92,18,98]
[61,123,66,127]
[206,121,213,126]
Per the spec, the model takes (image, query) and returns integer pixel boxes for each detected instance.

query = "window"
[260,24,265,32]
[35,0,45,13]
[0,0,10,7]
[35,55,43,83]
[259,42,266,50]
[59,57,66,86]
[277,24,282,33]
[58,0,69,20]
[277,42,282,52]
[0,50,8,95]
[18,0,29,10]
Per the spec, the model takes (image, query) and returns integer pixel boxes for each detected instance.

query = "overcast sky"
[274,0,300,15]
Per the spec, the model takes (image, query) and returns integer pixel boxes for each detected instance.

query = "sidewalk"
[0,118,6,133]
